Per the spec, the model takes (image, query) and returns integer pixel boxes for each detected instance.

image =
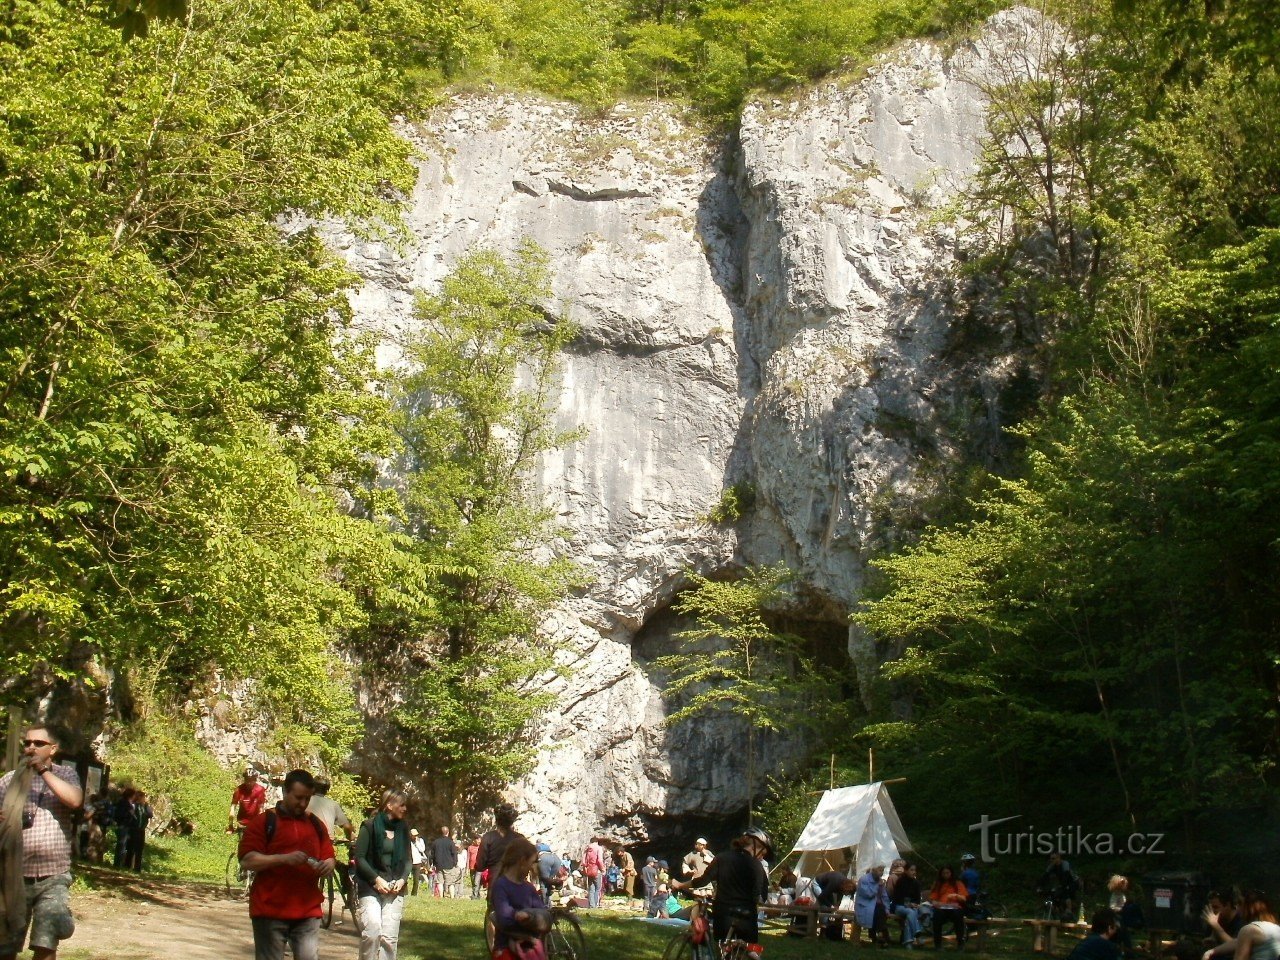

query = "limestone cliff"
[333,7,1050,852]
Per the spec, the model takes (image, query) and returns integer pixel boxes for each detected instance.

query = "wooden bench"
[1024,919,1089,956]
[759,903,820,937]
[850,911,908,946]
[964,917,1015,951]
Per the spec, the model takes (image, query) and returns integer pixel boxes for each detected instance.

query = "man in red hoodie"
[238,769,336,960]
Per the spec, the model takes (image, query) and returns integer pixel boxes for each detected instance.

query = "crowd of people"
[4,731,1278,960]
[77,785,154,870]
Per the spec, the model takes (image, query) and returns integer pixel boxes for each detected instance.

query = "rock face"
[339,8,1050,852]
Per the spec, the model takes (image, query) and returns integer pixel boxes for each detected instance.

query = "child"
[491,837,552,960]
[655,883,671,918]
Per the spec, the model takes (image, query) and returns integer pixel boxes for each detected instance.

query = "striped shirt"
[0,764,81,877]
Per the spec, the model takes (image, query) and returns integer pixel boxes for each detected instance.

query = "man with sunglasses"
[0,725,84,960]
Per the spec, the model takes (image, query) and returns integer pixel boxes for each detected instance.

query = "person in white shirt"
[408,829,428,896]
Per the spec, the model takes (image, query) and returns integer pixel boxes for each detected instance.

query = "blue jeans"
[893,904,922,943]
[587,874,602,907]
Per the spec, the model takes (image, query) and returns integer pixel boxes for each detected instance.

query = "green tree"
[0,0,418,753]
[383,240,582,819]
[656,564,840,823]
[855,0,1280,847]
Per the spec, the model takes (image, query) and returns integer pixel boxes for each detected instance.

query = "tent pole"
[869,747,874,782]
[829,753,835,790]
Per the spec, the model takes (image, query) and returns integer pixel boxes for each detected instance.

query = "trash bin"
[1143,872,1209,935]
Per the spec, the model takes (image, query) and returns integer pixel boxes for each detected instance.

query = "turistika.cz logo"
[967,815,1165,863]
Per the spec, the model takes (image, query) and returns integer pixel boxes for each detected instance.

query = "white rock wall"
[338,8,1053,852]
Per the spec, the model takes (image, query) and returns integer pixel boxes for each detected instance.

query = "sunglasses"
[22,739,51,748]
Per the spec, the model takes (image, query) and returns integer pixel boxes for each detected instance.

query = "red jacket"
[239,807,335,920]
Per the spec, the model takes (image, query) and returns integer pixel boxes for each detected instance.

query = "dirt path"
[67,870,360,960]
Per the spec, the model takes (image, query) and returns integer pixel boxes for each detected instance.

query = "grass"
[394,895,1041,960]
[64,859,1061,960]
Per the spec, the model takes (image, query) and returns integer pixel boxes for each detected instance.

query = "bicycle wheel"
[484,905,497,956]
[546,911,586,960]
[225,849,251,899]
[343,869,363,935]
[662,930,694,960]
[322,871,335,929]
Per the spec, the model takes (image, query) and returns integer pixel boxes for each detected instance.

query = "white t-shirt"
[410,837,427,865]
[1247,921,1280,960]
[306,794,350,840]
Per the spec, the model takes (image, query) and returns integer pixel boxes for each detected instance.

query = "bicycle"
[662,900,759,960]
[322,839,362,933]
[968,889,1007,920]
[483,897,587,960]
[225,828,253,900]
[1038,889,1078,923]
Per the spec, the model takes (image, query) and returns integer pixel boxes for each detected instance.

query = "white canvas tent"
[788,781,911,879]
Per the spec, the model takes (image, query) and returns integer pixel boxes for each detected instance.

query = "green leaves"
[0,0,420,752]
[657,565,843,761]
[856,0,1280,831]
[369,241,582,808]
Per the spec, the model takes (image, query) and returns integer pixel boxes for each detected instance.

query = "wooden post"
[4,706,23,772]
[829,753,836,790]
[868,748,875,783]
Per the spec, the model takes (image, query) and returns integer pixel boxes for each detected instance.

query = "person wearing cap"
[681,837,714,883]
[959,853,980,901]
[641,856,659,916]
[408,829,427,895]
[673,827,771,946]
[535,843,563,905]
[230,767,268,833]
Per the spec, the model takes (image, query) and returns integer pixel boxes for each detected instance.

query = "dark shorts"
[0,873,75,954]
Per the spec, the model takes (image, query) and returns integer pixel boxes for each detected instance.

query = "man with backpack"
[237,769,336,960]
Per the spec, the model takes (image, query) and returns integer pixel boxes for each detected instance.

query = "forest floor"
[62,867,1035,959]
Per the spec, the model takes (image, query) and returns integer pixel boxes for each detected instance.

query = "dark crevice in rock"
[545,178,653,201]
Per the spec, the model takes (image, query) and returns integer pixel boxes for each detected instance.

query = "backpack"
[264,810,328,850]
[583,847,601,880]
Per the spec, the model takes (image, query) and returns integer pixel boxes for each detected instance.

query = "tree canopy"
[853,0,1280,854]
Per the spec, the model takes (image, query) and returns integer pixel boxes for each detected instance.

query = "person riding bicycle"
[228,767,267,833]
[1038,853,1081,921]
[673,826,771,947]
